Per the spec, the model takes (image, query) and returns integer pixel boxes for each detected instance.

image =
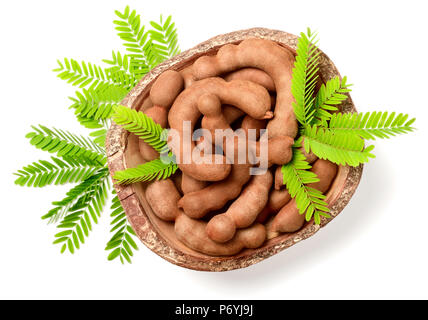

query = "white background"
[1,0,427,299]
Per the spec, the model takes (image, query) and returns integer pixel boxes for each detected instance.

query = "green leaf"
[291,28,321,126]
[105,193,139,264]
[302,125,376,167]
[111,105,169,153]
[25,125,105,165]
[281,147,330,223]
[13,156,102,188]
[113,157,178,184]
[313,76,352,123]
[327,111,416,140]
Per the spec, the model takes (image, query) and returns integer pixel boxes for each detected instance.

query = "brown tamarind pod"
[168,77,272,182]
[270,159,338,233]
[241,115,267,141]
[256,188,291,223]
[145,179,182,222]
[138,105,169,161]
[150,70,184,107]
[181,173,208,194]
[175,214,266,256]
[192,39,297,139]
[224,67,275,91]
[139,70,184,162]
[206,170,273,243]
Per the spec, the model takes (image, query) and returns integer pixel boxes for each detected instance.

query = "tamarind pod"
[179,65,196,88]
[150,70,184,107]
[223,105,244,124]
[181,173,208,194]
[175,214,266,256]
[206,170,273,243]
[256,188,291,223]
[145,179,182,221]
[270,159,338,233]
[241,115,267,141]
[192,39,297,138]
[178,134,294,219]
[139,71,184,162]
[224,67,275,91]
[178,163,252,218]
[253,135,294,167]
[138,106,168,161]
[168,78,272,181]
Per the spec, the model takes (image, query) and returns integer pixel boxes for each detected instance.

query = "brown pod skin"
[192,39,297,139]
[150,70,184,107]
[181,173,208,194]
[241,115,267,141]
[206,170,273,243]
[256,188,291,223]
[145,179,182,221]
[223,105,244,124]
[138,106,168,161]
[139,70,184,162]
[168,77,272,182]
[270,159,338,233]
[175,214,266,256]
[178,163,252,219]
[224,67,275,91]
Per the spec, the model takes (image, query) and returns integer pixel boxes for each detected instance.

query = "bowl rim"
[106,27,363,272]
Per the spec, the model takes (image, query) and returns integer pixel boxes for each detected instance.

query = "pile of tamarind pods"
[139,39,338,256]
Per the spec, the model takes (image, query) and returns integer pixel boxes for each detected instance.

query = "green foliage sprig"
[283,28,416,225]
[281,144,330,224]
[14,6,181,264]
[106,193,139,263]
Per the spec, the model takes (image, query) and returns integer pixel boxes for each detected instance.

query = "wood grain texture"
[106,28,363,271]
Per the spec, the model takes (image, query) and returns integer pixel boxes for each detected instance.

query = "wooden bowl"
[106,28,363,271]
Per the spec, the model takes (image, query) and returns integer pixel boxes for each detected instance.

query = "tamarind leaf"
[281,148,330,224]
[327,111,416,140]
[313,76,352,124]
[13,156,102,188]
[105,193,139,264]
[291,28,321,126]
[111,105,169,153]
[25,125,106,165]
[113,156,178,185]
[302,125,376,167]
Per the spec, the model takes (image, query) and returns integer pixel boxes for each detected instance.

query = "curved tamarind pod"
[192,39,297,138]
[150,70,184,107]
[178,135,293,219]
[175,214,266,256]
[139,71,184,162]
[181,173,208,194]
[206,170,273,243]
[139,105,169,161]
[168,77,272,182]
[224,67,275,91]
[179,65,196,88]
[145,179,182,221]
[241,115,267,141]
[223,105,244,124]
[270,159,338,233]
[178,163,251,218]
[256,188,291,223]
